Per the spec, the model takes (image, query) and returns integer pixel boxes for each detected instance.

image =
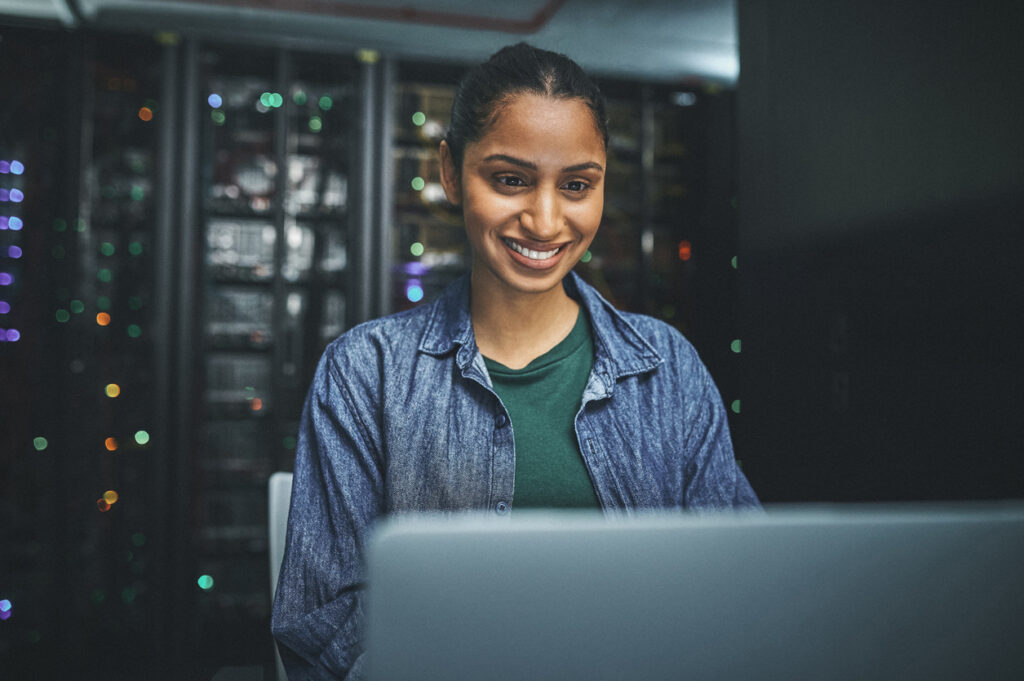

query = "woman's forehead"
[469,93,606,163]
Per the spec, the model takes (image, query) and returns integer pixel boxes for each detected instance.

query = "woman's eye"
[496,175,526,187]
[563,180,589,193]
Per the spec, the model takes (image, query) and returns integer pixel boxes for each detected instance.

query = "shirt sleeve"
[271,343,384,681]
[682,361,761,510]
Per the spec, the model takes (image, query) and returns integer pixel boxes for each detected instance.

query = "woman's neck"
[470,270,580,370]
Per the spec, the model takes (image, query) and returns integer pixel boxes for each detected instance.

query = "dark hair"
[445,42,609,172]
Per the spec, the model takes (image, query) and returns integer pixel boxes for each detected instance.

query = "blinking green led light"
[56,309,70,323]
[101,242,115,256]
[293,91,307,105]
[135,430,150,445]
[730,400,741,414]
[76,219,87,232]
[309,116,322,132]
[197,575,214,591]
[131,186,144,201]
[127,324,142,338]
[580,250,593,264]
[260,92,273,107]
[270,93,283,108]
[731,256,738,269]
[98,269,112,283]
[129,242,143,256]
[318,95,333,111]
[33,437,48,451]
[97,296,111,311]
[283,435,297,450]
[411,177,425,191]
[412,111,426,126]
[70,300,85,314]
[731,339,742,353]
[410,242,425,257]
[211,110,226,125]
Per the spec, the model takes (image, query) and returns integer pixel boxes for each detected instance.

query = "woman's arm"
[271,344,384,680]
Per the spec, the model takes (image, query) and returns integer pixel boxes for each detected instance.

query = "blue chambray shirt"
[271,271,760,680]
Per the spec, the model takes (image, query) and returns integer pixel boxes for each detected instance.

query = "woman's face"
[441,93,606,298]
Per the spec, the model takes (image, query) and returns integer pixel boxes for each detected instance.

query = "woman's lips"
[501,237,569,270]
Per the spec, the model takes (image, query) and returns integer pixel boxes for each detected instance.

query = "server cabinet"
[190,45,358,669]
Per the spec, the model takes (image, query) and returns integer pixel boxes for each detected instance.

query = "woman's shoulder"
[319,303,434,374]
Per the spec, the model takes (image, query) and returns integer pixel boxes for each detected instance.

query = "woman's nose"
[521,189,561,239]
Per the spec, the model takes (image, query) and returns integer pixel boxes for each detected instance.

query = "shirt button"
[495,501,510,515]
[495,413,508,428]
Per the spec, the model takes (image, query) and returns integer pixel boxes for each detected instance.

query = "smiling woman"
[271,42,759,681]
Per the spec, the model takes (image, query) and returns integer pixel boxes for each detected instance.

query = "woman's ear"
[439,140,462,207]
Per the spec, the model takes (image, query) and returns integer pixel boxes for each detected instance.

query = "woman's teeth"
[503,238,560,261]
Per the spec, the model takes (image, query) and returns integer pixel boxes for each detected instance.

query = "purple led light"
[0,189,8,202]
[0,217,7,229]
[9,217,22,231]
[0,161,8,174]
[6,329,20,341]
[0,301,10,314]
[9,189,23,203]
[0,273,12,286]
[9,245,23,258]
[0,609,10,620]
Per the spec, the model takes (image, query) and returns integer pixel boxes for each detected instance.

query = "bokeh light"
[129,242,143,256]
[8,216,22,230]
[0,272,12,286]
[207,93,223,108]
[8,245,22,258]
[731,339,742,353]
[411,177,425,191]
[250,397,264,412]
[138,107,153,122]
[580,250,593,264]
[135,430,150,445]
[98,268,112,283]
[127,324,142,338]
[730,400,741,414]
[104,490,119,505]
[309,116,322,132]
[0,301,9,314]
[5,328,19,342]
[96,312,111,326]
[55,309,70,322]
[33,437,48,451]
[97,498,111,512]
[105,437,118,451]
[211,110,226,125]
[409,242,424,257]
[412,111,426,126]
[97,296,111,310]
[0,599,11,621]
[105,383,121,398]
[70,300,85,314]
[405,283,424,303]
[132,532,146,547]
[318,95,333,111]
[101,242,115,256]
[197,574,215,591]
[678,240,692,261]
[10,161,24,175]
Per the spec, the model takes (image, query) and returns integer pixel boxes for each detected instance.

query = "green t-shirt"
[483,309,600,509]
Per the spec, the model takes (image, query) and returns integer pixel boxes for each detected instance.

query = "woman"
[272,42,759,680]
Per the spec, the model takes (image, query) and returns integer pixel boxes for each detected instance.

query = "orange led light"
[97,498,111,512]
[103,490,119,505]
[104,437,118,452]
[96,312,111,326]
[251,398,264,412]
[105,383,121,398]
[138,107,153,122]
[678,240,692,261]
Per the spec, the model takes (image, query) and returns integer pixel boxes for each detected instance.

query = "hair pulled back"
[445,42,609,173]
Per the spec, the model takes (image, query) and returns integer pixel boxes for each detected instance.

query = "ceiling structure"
[0,0,738,84]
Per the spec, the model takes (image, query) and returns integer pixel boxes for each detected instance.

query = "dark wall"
[735,0,1024,502]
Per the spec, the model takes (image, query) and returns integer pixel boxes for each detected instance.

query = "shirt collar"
[418,271,663,380]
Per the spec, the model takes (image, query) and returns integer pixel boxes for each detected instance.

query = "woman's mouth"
[502,238,563,262]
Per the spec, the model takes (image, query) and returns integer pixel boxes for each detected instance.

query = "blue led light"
[8,246,22,258]
[9,189,23,203]
[9,217,22,231]
[406,283,425,303]
[208,93,223,109]
[5,328,19,342]
[0,273,12,286]
[0,301,10,314]
[10,161,24,175]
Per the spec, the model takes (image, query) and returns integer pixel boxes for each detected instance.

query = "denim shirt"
[271,271,760,680]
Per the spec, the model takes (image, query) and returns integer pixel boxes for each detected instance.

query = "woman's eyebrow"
[482,154,603,173]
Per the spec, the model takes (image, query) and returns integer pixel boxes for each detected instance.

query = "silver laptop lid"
[366,504,1024,681]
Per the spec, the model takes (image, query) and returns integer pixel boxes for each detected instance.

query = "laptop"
[365,504,1024,681]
